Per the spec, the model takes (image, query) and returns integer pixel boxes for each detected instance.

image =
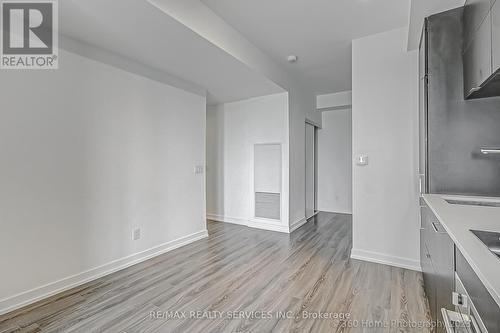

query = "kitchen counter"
[423,194,500,308]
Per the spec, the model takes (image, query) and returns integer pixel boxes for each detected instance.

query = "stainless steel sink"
[471,230,500,259]
[445,199,500,208]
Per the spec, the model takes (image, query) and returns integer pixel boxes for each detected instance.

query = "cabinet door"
[463,13,493,97]
[420,203,455,331]
[420,230,432,288]
[433,230,455,333]
[420,233,436,321]
[456,249,500,332]
[493,0,500,73]
[464,0,493,48]
[420,206,437,322]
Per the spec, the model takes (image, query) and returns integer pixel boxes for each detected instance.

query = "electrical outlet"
[133,228,141,241]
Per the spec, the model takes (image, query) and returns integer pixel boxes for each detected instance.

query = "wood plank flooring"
[0,213,431,333]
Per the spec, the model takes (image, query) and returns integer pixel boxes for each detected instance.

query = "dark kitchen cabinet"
[492,0,500,72]
[463,0,500,98]
[420,232,436,320]
[432,221,455,332]
[456,249,500,332]
[463,0,492,48]
[463,13,492,97]
[420,203,454,332]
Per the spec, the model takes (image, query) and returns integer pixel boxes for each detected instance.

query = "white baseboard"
[248,219,289,233]
[207,214,290,233]
[318,209,352,215]
[0,230,208,316]
[350,248,422,272]
[206,214,247,226]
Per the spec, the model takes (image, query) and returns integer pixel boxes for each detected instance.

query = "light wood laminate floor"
[0,213,430,333]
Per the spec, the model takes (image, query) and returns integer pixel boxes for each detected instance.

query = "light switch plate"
[356,154,369,166]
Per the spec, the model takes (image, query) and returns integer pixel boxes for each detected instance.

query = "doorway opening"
[305,121,318,219]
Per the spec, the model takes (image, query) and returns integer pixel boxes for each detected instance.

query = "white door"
[305,123,316,219]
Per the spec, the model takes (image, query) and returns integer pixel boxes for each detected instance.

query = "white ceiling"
[60,0,462,103]
[59,0,284,105]
[201,0,411,95]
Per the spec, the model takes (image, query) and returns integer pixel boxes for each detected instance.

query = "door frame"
[305,120,319,219]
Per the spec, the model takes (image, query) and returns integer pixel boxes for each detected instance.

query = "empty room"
[1,0,500,332]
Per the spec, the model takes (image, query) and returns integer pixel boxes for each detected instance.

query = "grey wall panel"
[427,9,500,196]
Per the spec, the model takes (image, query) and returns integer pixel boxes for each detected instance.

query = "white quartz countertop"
[423,194,500,308]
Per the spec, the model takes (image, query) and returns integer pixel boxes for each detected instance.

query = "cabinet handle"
[480,148,500,155]
[431,221,439,233]
[468,87,481,94]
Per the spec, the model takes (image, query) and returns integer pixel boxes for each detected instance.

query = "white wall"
[0,49,207,314]
[288,87,321,229]
[206,93,290,232]
[351,28,420,271]
[317,109,353,214]
[316,91,352,111]
[146,1,321,231]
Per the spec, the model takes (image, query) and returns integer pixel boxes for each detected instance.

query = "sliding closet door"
[305,123,316,219]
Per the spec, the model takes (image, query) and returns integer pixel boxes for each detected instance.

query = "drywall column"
[206,92,290,233]
[288,87,321,230]
[351,28,420,271]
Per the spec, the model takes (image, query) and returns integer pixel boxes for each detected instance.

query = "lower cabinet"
[420,203,454,333]
[420,230,435,317]
[456,249,500,332]
[433,230,455,333]
[422,200,500,332]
